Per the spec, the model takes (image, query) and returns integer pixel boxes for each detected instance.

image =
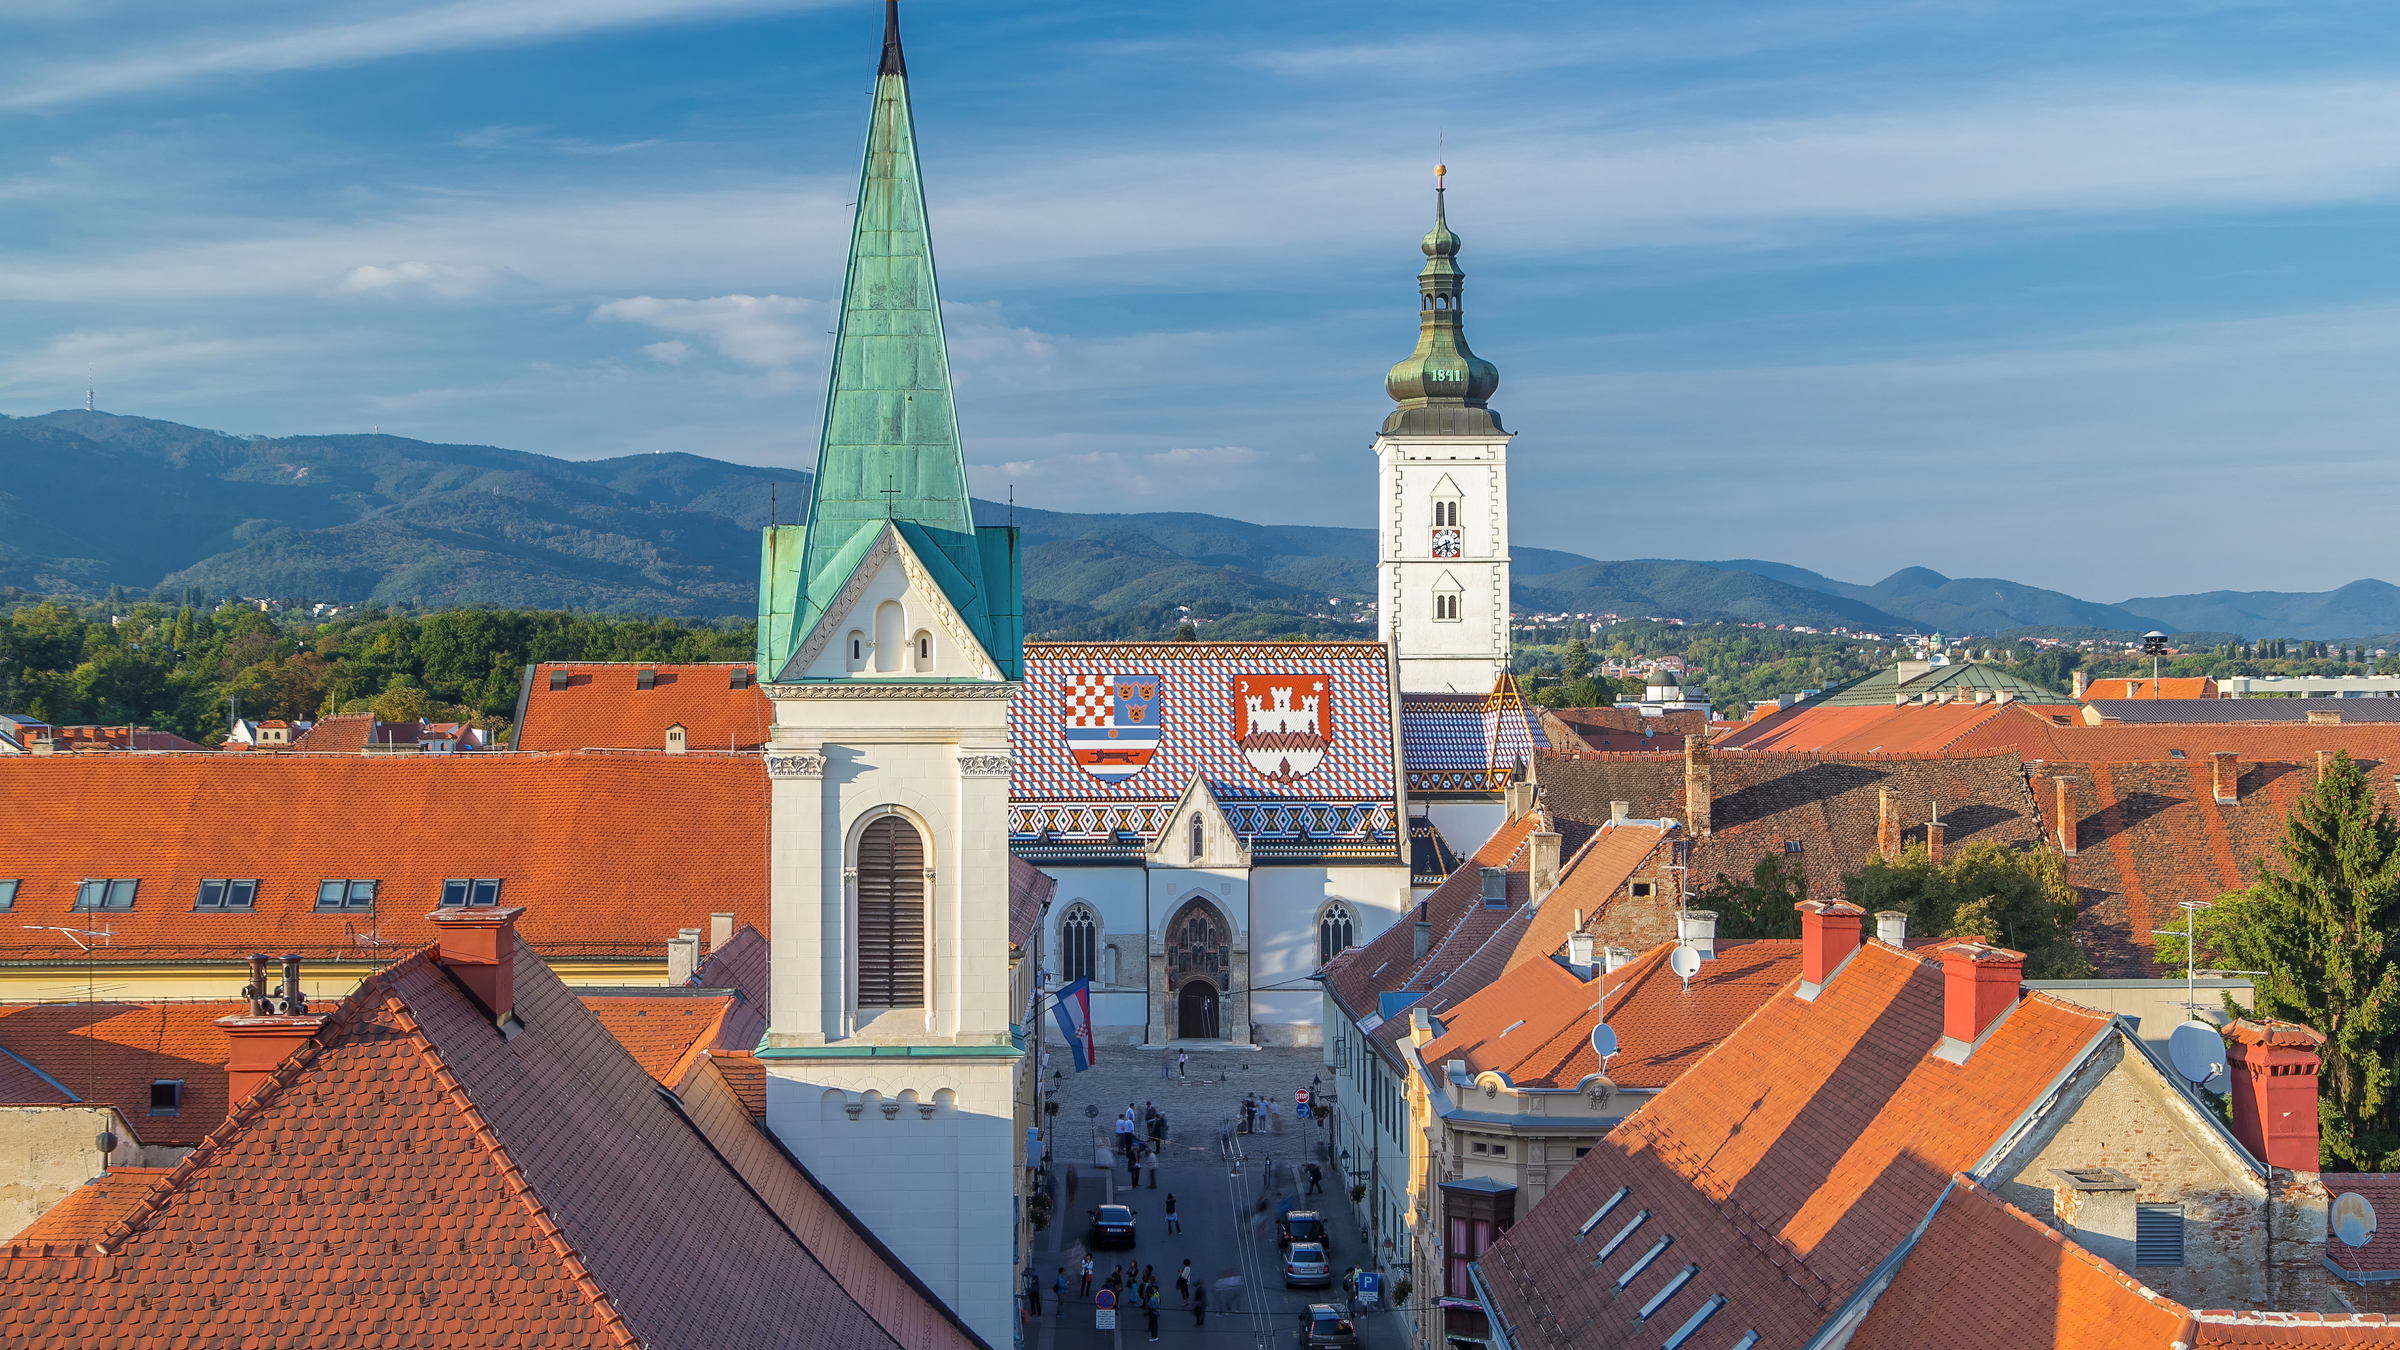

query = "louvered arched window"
[855,815,926,1008]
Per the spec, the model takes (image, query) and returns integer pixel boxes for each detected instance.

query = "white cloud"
[591,293,829,367]
[642,339,689,365]
[2,0,846,109]
[333,260,519,300]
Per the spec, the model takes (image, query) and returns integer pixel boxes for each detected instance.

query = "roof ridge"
[379,991,644,1349]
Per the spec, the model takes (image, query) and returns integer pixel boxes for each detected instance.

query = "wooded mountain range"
[5,410,2395,641]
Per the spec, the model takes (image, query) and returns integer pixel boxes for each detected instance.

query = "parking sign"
[1095,1288,1117,1329]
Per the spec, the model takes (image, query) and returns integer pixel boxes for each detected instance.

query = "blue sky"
[5,0,2400,597]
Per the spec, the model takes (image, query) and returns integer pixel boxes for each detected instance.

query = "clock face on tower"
[1431,527,1461,558]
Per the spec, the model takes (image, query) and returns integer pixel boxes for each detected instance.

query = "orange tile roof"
[1506,821,1673,973]
[6,1169,170,1245]
[0,931,986,1350]
[2083,677,2218,700]
[1718,701,2075,755]
[1949,709,2400,764]
[284,714,417,753]
[707,1049,767,1119]
[694,924,769,1007]
[515,663,772,753]
[0,752,767,964]
[44,727,212,753]
[1322,809,1550,1035]
[1428,938,1799,1093]
[581,993,762,1091]
[1853,1173,2400,1348]
[1476,944,2115,1350]
[0,1003,244,1145]
[0,1045,72,1104]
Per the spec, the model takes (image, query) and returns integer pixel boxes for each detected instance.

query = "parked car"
[1277,1210,1328,1252]
[1089,1204,1137,1249]
[1283,1241,1332,1288]
[1298,1304,1360,1349]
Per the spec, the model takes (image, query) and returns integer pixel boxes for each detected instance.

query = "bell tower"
[1374,166,1513,693]
[754,4,1024,1342]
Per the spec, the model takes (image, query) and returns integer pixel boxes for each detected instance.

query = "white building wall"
[1376,433,1513,695]
[1044,864,1150,1044]
[1249,865,1410,1046]
[1424,800,1507,869]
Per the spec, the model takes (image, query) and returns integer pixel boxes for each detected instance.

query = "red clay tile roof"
[2028,757,2400,976]
[706,1049,767,1119]
[0,932,984,1350]
[1322,810,1549,1038]
[0,752,767,963]
[694,924,770,1007]
[1508,821,1675,971]
[284,714,427,753]
[2322,1176,2400,1281]
[515,662,772,753]
[1853,1174,2400,1348]
[1949,709,2400,764]
[6,1169,170,1245]
[580,993,761,1090]
[0,1003,244,1145]
[1476,944,2115,1350]
[1009,856,1054,954]
[2083,677,2218,700]
[0,1045,73,1105]
[1718,702,2079,755]
[1433,939,1802,1093]
[44,727,212,753]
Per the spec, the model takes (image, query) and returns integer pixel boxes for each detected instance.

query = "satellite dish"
[2336,1192,2378,1249]
[1590,1023,1619,1061]
[1669,946,1702,982]
[2168,1021,2227,1085]
[1584,1074,1617,1114]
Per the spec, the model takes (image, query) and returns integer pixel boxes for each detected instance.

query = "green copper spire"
[1382,165,1503,436]
[756,0,1022,682]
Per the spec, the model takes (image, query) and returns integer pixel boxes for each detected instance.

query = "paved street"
[1023,1046,1411,1350]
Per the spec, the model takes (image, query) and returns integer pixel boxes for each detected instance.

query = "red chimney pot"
[2226,1018,2325,1172]
[1938,940,2025,1046]
[1795,900,1865,987]
[428,905,527,1024]
[217,1013,328,1112]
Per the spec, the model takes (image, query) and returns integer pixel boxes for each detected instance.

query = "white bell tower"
[1375,166,1512,694]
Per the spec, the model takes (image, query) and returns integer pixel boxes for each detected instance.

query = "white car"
[1283,1241,1332,1288]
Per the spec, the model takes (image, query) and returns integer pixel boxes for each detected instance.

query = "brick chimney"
[1925,820,1946,865]
[2053,778,2078,856]
[1877,788,1899,863]
[217,953,326,1110]
[1684,732,1713,838]
[709,912,736,953]
[2226,1019,2326,1172]
[1937,941,2024,1050]
[2212,752,2240,805]
[1795,900,1865,987]
[1504,780,1536,820]
[429,905,526,1024]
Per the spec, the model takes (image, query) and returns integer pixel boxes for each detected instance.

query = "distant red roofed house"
[31,726,211,753]
[2083,676,2221,701]
[0,752,768,1001]
[0,911,991,1350]
[1716,700,2079,755]
[513,662,771,753]
[1467,901,2366,1349]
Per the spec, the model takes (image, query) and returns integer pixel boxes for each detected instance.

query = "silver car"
[1284,1241,1332,1288]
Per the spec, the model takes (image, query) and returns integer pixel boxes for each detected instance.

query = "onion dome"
[1382,165,1503,436]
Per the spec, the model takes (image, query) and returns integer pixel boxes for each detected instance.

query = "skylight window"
[149,1080,183,1117]
[1660,1295,1729,1350]
[440,878,503,908]
[1481,868,1507,909]
[1593,1210,1650,1265]
[0,881,17,912]
[1635,1264,1699,1322]
[1577,1187,1631,1240]
[316,879,378,912]
[1615,1235,1673,1289]
[72,879,138,911]
[195,879,258,912]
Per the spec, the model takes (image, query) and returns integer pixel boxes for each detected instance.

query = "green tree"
[370,682,429,723]
[1697,853,1809,938]
[1562,638,1594,681]
[2162,751,2400,1170]
[1843,841,2093,978]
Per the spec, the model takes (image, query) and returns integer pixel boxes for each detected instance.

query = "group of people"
[1031,1256,1213,1340]
[1114,1101,1169,1187]
[1236,1091,1283,1135]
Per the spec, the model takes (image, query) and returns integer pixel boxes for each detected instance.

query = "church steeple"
[1382,165,1503,436]
[757,0,1022,683]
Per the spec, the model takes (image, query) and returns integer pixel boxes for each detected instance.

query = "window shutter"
[856,817,926,1008]
[2135,1204,2184,1267]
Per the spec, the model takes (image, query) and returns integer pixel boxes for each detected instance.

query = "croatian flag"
[1052,979,1097,1072]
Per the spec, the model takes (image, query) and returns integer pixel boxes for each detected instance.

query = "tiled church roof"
[513,663,772,753]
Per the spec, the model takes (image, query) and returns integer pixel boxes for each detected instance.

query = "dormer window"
[1481,867,1507,909]
[440,878,503,908]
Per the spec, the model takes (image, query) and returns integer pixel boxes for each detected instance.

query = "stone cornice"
[762,682,1016,700]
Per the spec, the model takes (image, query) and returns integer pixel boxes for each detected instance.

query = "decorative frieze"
[762,683,1016,700]
[766,754,828,778]
[957,753,1013,778]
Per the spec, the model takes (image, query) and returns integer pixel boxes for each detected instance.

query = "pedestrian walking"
[1192,1285,1207,1327]
[1054,1267,1068,1309]
[1178,1048,1188,1078]
[1165,1193,1180,1233]
[1177,1259,1191,1304]
[1306,1162,1323,1195]
[1024,1268,1041,1318]
[1079,1256,1093,1297]
[1128,1152,1141,1189]
[1145,1289,1161,1341]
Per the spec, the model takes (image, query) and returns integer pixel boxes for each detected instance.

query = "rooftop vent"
[547,668,569,691]
[637,668,657,690]
[730,668,753,689]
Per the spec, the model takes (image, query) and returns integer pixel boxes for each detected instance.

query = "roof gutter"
[1467,1260,1521,1350]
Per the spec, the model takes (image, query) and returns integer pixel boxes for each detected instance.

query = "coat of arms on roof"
[1065,674,1163,782]
[1237,674,1329,784]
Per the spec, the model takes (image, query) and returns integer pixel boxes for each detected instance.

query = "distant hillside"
[12,410,2400,640]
